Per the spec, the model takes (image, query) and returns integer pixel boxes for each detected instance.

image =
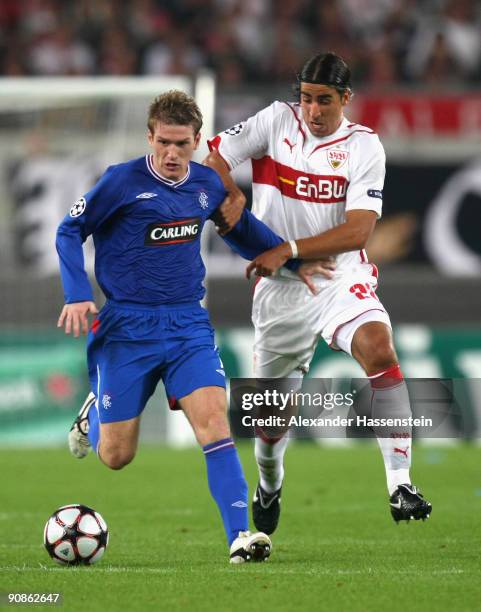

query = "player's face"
[148,122,201,181]
[299,83,350,138]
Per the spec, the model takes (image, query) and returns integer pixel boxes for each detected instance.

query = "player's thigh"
[254,348,309,381]
[91,355,159,425]
[88,338,160,467]
[317,268,391,355]
[162,309,227,445]
[163,306,226,410]
[327,305,393,364]
[179,386,229,446]
[88,328,162,424]
[99,416,141,468]
[253,279,316,375]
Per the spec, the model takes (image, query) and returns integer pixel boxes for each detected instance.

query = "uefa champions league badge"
[69,197,87,218]
[198,191,209,210]
[327,149,348,170]
[224,122,244,136]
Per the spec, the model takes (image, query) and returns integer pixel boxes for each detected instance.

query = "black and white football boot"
[68,392,95,458]
[389,483,432,523]
[252,483,282,535]
[229,531,272,564]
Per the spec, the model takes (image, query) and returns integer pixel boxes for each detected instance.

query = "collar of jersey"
[145,154,191,187]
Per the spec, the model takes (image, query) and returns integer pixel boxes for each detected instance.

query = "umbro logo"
[231,500,248,508]
[283,137,296,153]
[136,192,156,199]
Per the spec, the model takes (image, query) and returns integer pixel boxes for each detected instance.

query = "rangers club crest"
[327,149,348,170]
[198,191,209,209]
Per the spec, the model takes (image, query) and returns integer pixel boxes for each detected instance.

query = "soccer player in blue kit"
[56,90,330,564]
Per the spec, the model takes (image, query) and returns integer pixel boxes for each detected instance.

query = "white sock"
[376,437,411,495]
[252,368,303,494]
[370,370,412,495]
[255,435,289,493]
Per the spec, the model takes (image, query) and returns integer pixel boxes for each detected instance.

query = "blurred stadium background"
[1,0,481,447]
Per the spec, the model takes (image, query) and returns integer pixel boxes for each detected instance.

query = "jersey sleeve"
[205,167,228,219]
[55,165,126,303]
[207,103,277,170]
[345,134,386,218]
[220,208,300,272]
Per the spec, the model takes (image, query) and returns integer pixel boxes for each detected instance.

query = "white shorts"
[252,264,392,378]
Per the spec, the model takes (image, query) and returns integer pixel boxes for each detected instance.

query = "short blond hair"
[147,90,203,135]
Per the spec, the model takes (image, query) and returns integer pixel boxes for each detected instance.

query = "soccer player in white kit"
[204,52,432,533]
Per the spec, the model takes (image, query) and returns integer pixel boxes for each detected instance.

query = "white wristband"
[288,239,298,259]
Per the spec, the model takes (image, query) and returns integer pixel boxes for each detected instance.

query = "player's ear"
[147,130,153,146]
[193,131,201,150]
[341,90,351,107]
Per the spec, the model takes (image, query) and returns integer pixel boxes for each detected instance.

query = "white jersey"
[208,101,385,273]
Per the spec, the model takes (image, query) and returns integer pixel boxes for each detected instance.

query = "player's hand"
[57,301,99,338]
[297,258,336,295]
[246,244,291,279]
[214,190,246,235]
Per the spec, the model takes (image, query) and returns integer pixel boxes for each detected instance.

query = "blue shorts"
[86,300,226,424]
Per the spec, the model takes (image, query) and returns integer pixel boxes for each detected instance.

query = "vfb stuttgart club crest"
[327,149,348,170]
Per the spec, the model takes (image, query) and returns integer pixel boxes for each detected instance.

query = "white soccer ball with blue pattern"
[43,504,109,565]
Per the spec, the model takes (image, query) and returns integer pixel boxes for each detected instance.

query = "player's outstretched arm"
[57,301,99,338]
[219,207,294,265]
[245,247,336,294]
[246,210,377,279]
[203,149,246,235]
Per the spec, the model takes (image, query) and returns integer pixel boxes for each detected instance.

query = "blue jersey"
[56,155,297,306]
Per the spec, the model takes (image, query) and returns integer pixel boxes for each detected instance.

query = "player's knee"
[100,447,136,470]
[354,326,397,373]
[195,407,230,445]
[365,341,397,373]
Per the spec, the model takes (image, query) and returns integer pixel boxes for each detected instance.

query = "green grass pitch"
[1,443,480,611]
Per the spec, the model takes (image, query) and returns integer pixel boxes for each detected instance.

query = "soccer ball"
[43,504,109,565]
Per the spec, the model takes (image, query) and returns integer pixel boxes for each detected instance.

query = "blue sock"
[87,400,100,453]
[203,438,248,546]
